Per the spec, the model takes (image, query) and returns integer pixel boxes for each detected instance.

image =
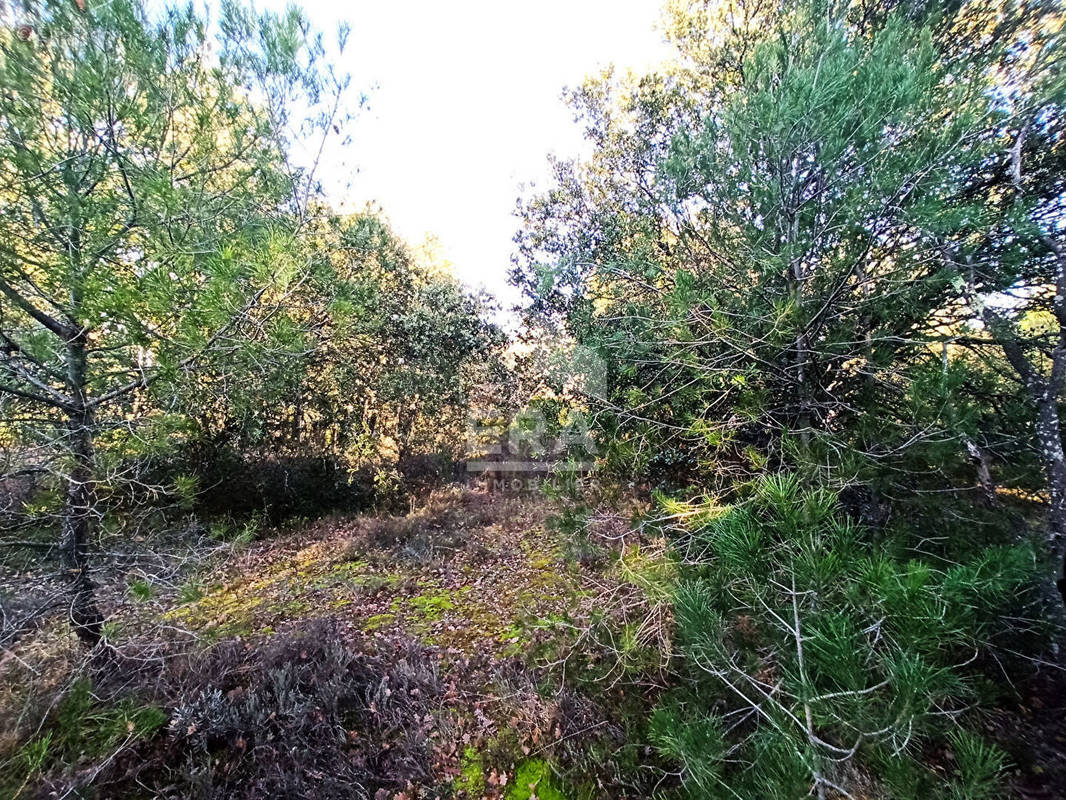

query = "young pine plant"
[652,474,1034,800]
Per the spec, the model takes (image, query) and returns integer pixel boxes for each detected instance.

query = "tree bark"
[62,331,103,647]
[999,122,1066,602]
[784,165,812,449]
[980,302,1066,602]
[1035,395,1066,603]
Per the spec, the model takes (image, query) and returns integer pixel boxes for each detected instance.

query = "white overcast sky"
[271,0,672,308]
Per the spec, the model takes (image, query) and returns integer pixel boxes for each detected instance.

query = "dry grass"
[0,486,672,798]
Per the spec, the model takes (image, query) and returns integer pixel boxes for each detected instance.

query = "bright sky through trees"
[271,0,671,308]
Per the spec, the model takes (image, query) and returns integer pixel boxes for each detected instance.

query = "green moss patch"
[506,759,567,800]
[454,746,486,796]
[163,490,596,655]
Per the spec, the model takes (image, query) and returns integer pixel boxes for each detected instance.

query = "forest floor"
[4,486,1066,798]
[0,487,672,798]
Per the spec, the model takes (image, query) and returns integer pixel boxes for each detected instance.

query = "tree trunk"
[1035,395,1066,604]
[981,296,1066,604]
[964,437,999,505]
[396,402,418,464]
[63,333,103,647]
[784,162,813,450]
[795,328,812,448]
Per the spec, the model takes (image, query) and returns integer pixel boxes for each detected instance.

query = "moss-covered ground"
[166,487,593,657]
[1,487,673,798]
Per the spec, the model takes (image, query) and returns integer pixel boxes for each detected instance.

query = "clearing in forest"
[1,488,670,798]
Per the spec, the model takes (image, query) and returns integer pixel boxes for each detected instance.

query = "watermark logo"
[465,343,604,491]
[465,408,597,471]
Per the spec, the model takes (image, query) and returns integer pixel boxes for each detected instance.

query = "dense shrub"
[15,622,447,799]
[651,474,1041,800]
[188,448,377,523]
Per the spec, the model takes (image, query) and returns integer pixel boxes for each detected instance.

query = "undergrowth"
[649,473,1044,799]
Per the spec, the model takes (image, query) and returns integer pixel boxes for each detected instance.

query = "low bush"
[190,450,377,523]
[651,474,1042,800]
[12,621,447,799]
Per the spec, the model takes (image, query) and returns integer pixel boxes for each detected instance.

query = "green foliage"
[512,0,1062,505]
[128,578,153,601]
[514,8,1061,793]
[208,514,261,545]
[655,474,1024,799]
[2,678,167,794]
[0,0,339,415]
[947,729,1009,800]
[455,746,486,797]
[649,705,726,795]
[1,0,1061,797]
[174,210,505,516]
[13,732,51,784]
[178,579,204,604]
[172,475,200,511]
[506,759,567,800]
